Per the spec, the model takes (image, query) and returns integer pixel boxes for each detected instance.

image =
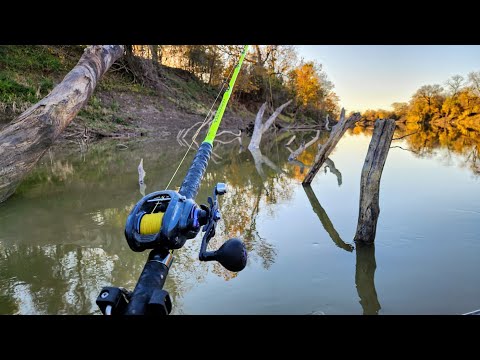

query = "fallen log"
[0,45,124,203]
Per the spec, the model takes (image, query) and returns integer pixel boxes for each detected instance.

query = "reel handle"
[200,238,247,272]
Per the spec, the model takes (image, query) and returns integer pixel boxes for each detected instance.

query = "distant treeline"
[358,72,480,125]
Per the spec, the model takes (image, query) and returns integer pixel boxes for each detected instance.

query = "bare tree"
[445,75,465,96]
[248,100,292,150]
[468,71,480,95]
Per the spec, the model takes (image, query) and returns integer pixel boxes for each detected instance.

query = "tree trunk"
[248,100,292,150]
[354,119,396,243]
[150,45,159,65]
[249,102,267,150]
[303,109,360,184]
[208,50,217,85]
[0,45,124,203]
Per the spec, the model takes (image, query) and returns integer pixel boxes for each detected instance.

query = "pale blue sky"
[297,45,480,112]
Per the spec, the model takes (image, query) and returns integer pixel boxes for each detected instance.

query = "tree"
[408,84,444,122]
[391,102,409,119]
[468,71,480,96]
[289,62,322,106]
[0,45,124,203]
[287,60,336,121]
[445,75,465,97]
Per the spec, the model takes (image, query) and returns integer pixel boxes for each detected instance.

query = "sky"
[297,45,480,113]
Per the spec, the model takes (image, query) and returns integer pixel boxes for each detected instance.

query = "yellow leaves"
[361,109,395,121]
[290,62,322,106]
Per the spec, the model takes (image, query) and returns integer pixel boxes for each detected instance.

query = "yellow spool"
[139,213,164,235]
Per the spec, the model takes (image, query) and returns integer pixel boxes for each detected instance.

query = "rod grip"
[125,250,170,315]
[178,142,212,199]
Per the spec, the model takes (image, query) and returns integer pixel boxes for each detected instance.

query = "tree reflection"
[302,185,381,315]
[303,185,353,252]
[4,120,472,314]
[0,136,298,313]
[351,122,480,176]
[355,242,381,315]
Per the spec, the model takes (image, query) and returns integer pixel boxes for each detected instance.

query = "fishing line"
[150,51,240,214]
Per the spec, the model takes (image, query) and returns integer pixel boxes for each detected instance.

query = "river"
[0,123,479,314]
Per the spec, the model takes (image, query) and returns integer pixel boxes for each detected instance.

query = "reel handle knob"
[214,238,247,272]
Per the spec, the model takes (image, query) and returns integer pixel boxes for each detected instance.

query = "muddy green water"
[0,125,479,314]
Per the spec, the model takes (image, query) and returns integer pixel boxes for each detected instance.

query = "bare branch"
[288,130,320,161]
[392,130,418,141]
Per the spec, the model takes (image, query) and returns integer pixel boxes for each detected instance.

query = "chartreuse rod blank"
[96,45,250,316]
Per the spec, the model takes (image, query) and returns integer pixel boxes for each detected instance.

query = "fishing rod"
[96,45,249,315]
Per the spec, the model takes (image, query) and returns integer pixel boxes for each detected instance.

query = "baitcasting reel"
[97,183,247,315]
[124,182,247,271]
[124,189,207,252]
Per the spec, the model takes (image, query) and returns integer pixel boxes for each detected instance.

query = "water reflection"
[351,121,480,177]
[303,185,381,315]
[355,242,381,315]
[0,136,290,313]
[324,158,342,186]
[303,185,353,252]
[0,120,478,314]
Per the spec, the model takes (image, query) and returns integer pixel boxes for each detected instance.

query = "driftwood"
[303,185,354,252]
[215,136,242,146]
[285,135,296,146]
[303,109,361,185]
[355,242,381,315]
[288,130,320,161]
[283,124,322,131]
[138,158,146,196]
[178,111,244,147]
[0,45,124,203]
[248,100,292,150]
[217,129,241,137]
[354,119,396,244]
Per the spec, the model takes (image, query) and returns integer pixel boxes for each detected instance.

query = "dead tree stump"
[354,119,396,243]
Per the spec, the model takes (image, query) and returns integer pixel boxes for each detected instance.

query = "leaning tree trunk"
[302,109,361,185]
[248,100,292,150]
[0,45,124,203]
[354,119,396,243]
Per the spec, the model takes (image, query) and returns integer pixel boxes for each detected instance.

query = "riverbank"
[0,45,256,143]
